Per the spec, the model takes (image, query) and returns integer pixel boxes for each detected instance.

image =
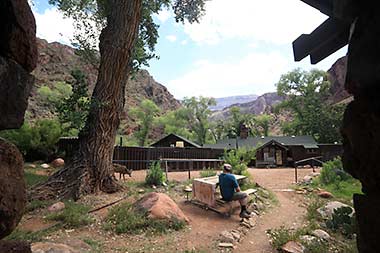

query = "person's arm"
[232,176,240,192]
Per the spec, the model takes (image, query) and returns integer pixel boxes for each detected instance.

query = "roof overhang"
[293,0,351,64]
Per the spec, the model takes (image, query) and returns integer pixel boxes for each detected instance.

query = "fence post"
[165,160,168,182]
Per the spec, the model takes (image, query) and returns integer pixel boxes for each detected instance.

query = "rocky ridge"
[28,38,180,120]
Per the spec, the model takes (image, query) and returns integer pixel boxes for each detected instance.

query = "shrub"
[0,119,62,161]
[326,206,356,238]
[145,161,165,186]
[267,227,298,250]
[46,200,93,228]
[199,168,217,178]
[320,157,351,185]
[104,202,185,234]
[223,148,255,176]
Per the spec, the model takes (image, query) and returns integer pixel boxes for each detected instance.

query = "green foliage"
[46,200,93,228]
[130,99,160,147]
[26,199,52,212]
[181,96,216,145]
[199,168,217,178]
[104,202,185,235]
[24,171,48,187]
[82,238,103,253]
[304,240,330,253]
[157,108,194,140]
[145,161,165,186]
[320,157,350,185]
[0,119,62,160]
[276,68,344,143]
[267,227,300,250]
[38,82,72,106]
[56,69,90,134]
[5,227,56,242]
[326,207,356,238]
[223,147,256,176]
[306,198,325,222]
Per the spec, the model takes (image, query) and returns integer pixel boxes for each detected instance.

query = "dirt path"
[236,168,317,253]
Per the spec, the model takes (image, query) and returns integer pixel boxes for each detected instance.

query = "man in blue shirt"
[219,164,251,218]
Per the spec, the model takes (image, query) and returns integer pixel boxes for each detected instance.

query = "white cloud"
[155,8,172,23]
[33,7,74,45]
[183,0,328,45]
[167,51,290,99]
[166,35,177,42]
[181,40,188,45]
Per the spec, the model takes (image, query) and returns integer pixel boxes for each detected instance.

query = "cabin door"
[276,150,283,166]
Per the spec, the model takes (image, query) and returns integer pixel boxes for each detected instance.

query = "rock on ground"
[317,191,334,198]
[317,201,354,219]
[134,192,189,223]
[219,231,235,243]
[0,240,31,253]
[0,138,26,239]
[281,241,305,253]
[50,158,64,168]
[47,202,65,212]
[40,163,50,169]
[31,242,79,253]
[312,229,331,241]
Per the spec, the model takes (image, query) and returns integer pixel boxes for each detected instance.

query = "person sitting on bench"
[219,163,251,218]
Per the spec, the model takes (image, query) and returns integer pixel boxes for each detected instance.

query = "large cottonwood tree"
[32,0,206,200]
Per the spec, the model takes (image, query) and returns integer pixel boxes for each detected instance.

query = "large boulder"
[0,138,26,239]
[134,192,189,223]
[0,56,34,130]
[51,158,64,168]
[0,0,37,72]
[317,201,354,219]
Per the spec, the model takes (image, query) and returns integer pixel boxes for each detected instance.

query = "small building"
[150,133,201,148]
[205,132,342,167]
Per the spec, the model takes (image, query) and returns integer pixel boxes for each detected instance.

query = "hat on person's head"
[223,163,232,172]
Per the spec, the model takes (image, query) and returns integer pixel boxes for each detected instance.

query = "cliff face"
[27,38,180,120]
[327,56,351,104]
[210,92,285,121]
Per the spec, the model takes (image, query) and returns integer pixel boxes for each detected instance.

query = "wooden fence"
[58,137,225,171]
[112,146,225,171]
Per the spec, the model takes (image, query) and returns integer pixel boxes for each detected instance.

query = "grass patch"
[26,199,52,212]
[83,238,103,253]
[104,202,186,235]
[306,197,325,222]
[5,226,58,242]
[320,179,361,203]
[24,170,48,187]
[199,168,217,178]
[46,200,93,228]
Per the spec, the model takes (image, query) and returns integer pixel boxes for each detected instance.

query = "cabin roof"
[150,133,201,148]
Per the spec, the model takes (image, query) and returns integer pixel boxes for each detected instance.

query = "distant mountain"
[210,92,285,121]
[327,56,351,104]
[209,94,259,111]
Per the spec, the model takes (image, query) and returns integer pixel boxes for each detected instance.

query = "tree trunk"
[31,0,142,200]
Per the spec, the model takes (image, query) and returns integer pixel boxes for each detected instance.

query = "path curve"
[237,168,316,252]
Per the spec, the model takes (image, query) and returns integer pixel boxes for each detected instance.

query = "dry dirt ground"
[18,167,318,252]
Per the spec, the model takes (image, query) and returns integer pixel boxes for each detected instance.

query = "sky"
[31,0,347,99]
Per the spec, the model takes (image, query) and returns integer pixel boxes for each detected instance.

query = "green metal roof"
[205,135,319,149]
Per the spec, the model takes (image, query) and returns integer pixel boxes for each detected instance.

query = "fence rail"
[58,138,225,171]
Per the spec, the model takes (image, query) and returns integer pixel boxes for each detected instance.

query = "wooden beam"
[300,0,333,16]
[293,18,349,63]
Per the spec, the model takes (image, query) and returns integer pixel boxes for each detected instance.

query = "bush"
[104,202,185,234]
[0,119,62,161]
[223,148,254,176]
[145,161,165,186]
[326,206,356,238]
[320,157,351,185]
[46,200,93,228]
[199,168,217,178]
[267,226,299,250]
